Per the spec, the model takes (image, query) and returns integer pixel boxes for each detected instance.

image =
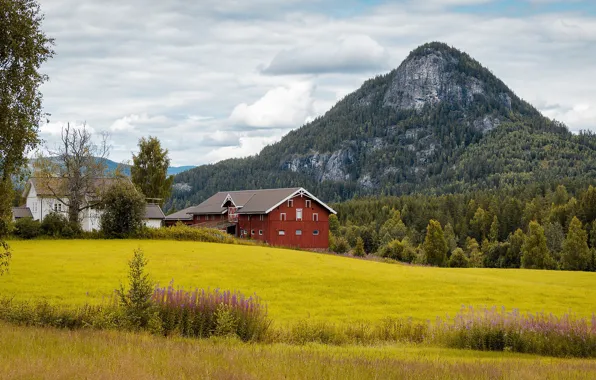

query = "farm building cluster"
[12,180,335,249]
[165,187,336,249]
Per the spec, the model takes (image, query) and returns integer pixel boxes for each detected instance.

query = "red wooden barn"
[165,187,336,249]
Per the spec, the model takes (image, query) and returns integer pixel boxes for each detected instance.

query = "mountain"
[30,158,195,177]
[102,159,195,176]
[166,42,596,211]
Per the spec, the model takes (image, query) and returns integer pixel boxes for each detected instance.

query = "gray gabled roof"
[164,206,195,221]
[12,207,33,219]
[144,204,165,220]
[186,187,337,215]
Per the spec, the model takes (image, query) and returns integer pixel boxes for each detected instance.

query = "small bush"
[40,212,80,238]
[449,248,469,268]
[330,235,349,254]
[13,218,41,239]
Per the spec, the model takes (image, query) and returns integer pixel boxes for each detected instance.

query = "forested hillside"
[330,182,596,271]
[166,42,596,212]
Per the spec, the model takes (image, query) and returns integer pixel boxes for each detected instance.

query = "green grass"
[2,323,595,380]
[2,240,595,325]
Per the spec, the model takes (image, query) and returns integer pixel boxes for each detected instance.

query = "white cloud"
[34,0,596,166]
[263,34,390,75]
[229,81,317,128]
[206,135,282,163]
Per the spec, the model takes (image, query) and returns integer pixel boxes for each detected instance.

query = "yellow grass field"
[2,323,596,380]
[1,240,595,324]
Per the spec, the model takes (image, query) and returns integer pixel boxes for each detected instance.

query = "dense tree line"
[329,183,596,271]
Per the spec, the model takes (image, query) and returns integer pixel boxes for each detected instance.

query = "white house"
[22,177,164,231]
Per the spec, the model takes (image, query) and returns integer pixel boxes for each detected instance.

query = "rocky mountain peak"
[383,42,512,114]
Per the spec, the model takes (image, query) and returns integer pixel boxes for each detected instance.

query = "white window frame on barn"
[313,230,319,235]
[313,213,318,222]
[260,215,264,221]
[278,230,285,236]
[280,213,286,221]
[306,200,311,208]
[259,230,263,235]
[296,229,302,235]
[288,199,293,208]
[296,208,303,221]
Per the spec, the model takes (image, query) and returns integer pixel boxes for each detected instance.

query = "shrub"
[449,248,469,268]
[151,282,270,342]
[13,218,41,239]
[41,212,71,237]
[330,234,349,254]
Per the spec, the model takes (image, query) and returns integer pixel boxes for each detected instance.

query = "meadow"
[2,240,596,325]
[2,323,596,380]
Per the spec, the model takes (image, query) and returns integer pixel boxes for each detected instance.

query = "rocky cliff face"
[278,43,523,189]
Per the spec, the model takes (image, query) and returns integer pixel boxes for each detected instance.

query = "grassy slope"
[2,240,595,324]
[2,323,595,380]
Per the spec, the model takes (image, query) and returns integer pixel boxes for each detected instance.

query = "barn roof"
[144,204,165,220]
[187,187,336,215]
[11,207,33,219]
[164,206,195,221]
[25,177,130,197]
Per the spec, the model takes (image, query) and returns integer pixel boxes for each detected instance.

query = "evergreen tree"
[579,185,596,224]
[489,215,500,242]
[328,214,340,236]
[131,136,174,206]
[543,222,564,260]
[353,237,365,257]
[444,222,458,254]
[422,220,448,267]
[503,229,525,268]
[470,207,489,241]
[553,185,569,206]
[521,221,553,270]
[560,216,590,271]
[379,210,408,245]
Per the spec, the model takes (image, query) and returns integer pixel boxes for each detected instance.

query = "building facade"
[167,187,336,249]
[21,178,164,231]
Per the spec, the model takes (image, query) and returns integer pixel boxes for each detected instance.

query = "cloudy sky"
[38,0,596,166]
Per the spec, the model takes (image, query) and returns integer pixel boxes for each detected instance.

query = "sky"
[38,0,596,166]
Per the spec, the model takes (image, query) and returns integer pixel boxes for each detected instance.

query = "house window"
[54,203,62,212]
[248,215,251,221]
[211,215,215,220]
[313,230,319,236]
[243,230,248,236]
[260,215,264,221]
[296,229,302,236]
[313,213,319,222]
[296,209,303,221]
[197,215,201,221]
[251,229,255,236]
[280,213,286,221]
[306,200,311,208]
[288,199,293,208]
[278,230,285,236]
